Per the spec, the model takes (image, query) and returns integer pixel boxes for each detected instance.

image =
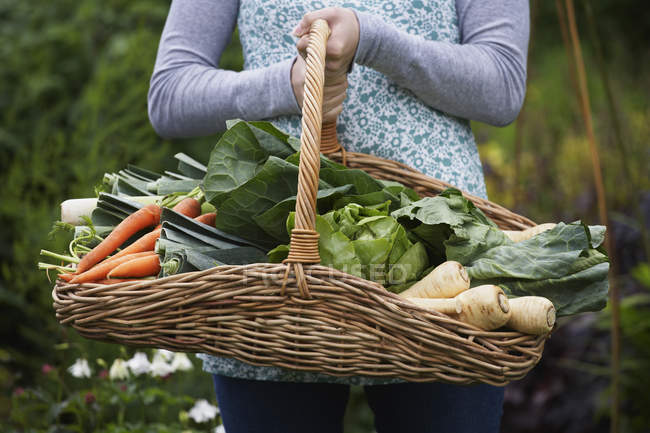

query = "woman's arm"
[147,0,300,138]
[354,0,530,126]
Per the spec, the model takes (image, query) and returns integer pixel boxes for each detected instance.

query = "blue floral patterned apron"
[200,0,488,384]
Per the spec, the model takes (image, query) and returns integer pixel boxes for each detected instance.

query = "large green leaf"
[319,167,385,195]
[253,185,353,243]
[315,215,362,278]
[212,156,303,248]
[201,121,270,206]
[459,222,605,281]
[392,188,508,263]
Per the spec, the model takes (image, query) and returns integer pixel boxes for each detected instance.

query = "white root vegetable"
[60,196,163,225]
[407,285,511,331]
[406,297,462,315]
[60,198,99,225]
[506,296,556,335]
[398,261,470,298]
[503,223,557,242]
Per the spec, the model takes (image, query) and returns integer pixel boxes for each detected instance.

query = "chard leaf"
[319,167,385,195]
[246,121,299,154]
[201,121,270,206]
[253,185,353,243]
[392,189,507,263]
[459,222,603,281]
[212,156,302,248]
[492,259,610,316]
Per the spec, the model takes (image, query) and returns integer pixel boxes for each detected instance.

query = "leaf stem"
[40,250,80,264]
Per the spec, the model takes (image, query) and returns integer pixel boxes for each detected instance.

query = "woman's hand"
[293,7,360,77]
[290,8,358,122]
[291,40,349,123]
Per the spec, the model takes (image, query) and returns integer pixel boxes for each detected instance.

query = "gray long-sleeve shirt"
[148,0,529,138]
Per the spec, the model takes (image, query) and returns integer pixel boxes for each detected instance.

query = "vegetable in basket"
[268,202,429,288]
[407,285,512,331]
[391,188,609,317]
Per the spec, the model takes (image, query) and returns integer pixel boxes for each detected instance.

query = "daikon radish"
[60,198,98,225]
[503,223,556,242]
[407,285,511,331]
[398,261,470,298]
[506,296,556,335]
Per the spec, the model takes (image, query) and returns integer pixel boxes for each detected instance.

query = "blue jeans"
[212,374,504,433]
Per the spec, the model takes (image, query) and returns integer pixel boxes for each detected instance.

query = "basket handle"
[282,19,332,298]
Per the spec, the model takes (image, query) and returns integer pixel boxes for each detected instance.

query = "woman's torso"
[237,0,487,197]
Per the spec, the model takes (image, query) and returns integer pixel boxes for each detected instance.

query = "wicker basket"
[53,20,548,386]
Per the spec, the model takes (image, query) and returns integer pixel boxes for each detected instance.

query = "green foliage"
[595,264,650,432]
[0,0,227,379]
[3,348,222,432]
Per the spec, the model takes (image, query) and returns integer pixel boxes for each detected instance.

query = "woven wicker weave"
[53,20,548,386]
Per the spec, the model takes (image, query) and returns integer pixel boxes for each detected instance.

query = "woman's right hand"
[291,53,348,123]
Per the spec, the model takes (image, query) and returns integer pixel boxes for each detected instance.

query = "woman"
[148,1,529,432]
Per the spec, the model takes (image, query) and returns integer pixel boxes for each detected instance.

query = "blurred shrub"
[4,347,223,432]
[0,0,233,382]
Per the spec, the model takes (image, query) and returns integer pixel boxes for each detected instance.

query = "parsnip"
[506,296,556,335]
[407,285,511,331]
[398,261,470,298]
[503,223,556,242]
[406,297,462,315]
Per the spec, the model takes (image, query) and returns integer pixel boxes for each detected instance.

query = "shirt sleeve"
[353,0,530,126]
[147,0,301,138]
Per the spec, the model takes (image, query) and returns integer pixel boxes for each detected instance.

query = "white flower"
[126,352,151,376]
[171,353,193,372]
[156,349,174,362]
[109,358,130,381]
[188,399,219,423]
[150,352,174,377]
[68,358,92,378]
[214,425,226,433]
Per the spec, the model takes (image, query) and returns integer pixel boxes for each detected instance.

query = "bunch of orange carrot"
[58,198,216,285]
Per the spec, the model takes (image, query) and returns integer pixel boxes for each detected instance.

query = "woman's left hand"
[293,7,360,78]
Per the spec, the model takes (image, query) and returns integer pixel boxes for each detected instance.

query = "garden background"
[1,0,648,432]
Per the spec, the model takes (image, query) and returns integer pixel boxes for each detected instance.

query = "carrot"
[75,204,162,274]
[398,261,470,298]
[171,197,202,219]
[194,212,216,227]
[107,254,161,279]
[70,251,156,284]
[101,210,214,263]
[105,228,162,262]
[57,273,75,282]
[93,278,148,285]
[152,198,203,230]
